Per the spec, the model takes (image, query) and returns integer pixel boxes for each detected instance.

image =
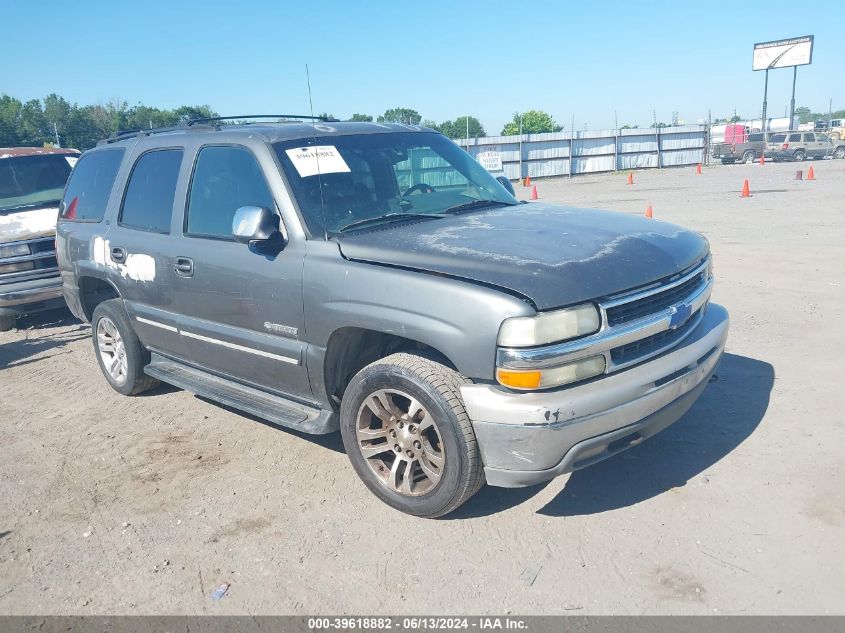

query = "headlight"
[497,303,600,348]
[0,243,31,259]
[496,355,606,390]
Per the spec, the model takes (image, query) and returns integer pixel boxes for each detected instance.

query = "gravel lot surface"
[1,158,843,615]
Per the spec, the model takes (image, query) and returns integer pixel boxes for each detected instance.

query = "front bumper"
[0,277,65,317]
[461,303,729,487]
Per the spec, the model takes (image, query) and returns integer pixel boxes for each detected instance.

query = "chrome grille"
[611,308,702,364]
[0,236,59,285]
[606,271,706,327]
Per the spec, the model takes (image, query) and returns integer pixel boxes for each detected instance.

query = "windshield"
[0,154,74,214]
[274,132,517,235]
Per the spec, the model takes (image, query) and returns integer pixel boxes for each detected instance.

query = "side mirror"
[232,206,286,252]
[496,175,515,196]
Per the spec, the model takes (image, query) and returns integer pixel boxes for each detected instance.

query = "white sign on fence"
[753,36,813,71]
[477,151,502,172]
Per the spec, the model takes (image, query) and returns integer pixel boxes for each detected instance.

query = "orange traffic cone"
[696,164,702,175]
[807,165,815,180]
[627,172,634,185]
[759,154,765,165]
[741,179,750,197]
[524,175,531,187]
[530,185,539,200]
[645,205,653,218]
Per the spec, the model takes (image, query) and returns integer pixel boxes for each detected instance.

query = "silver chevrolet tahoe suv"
[56,116,729,517]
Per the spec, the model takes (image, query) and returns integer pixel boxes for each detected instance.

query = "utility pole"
[52,122,60,147]
[518,113,523,181]
[761,68,770,141]
[789,66,797,129]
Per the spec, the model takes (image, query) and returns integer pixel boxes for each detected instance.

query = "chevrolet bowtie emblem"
[668,302,693,330]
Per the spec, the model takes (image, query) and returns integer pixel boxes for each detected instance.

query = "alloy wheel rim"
[355,389,445,496]
[97,316,128,385]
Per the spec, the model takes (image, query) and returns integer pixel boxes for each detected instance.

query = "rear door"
[171,143,311,400]
[802,133,821,158]
[103,147,186,358]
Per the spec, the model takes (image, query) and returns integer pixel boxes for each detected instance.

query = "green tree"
[436,116,485,139]
[348,113,372,122]
[378,108,422,125]
[43,93,72,145]
[173,105,217,124]
[650,122,668,128]
[501,110,561,135]
[620,124,639,129]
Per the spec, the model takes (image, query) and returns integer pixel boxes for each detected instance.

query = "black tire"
[742,150,755,164]
[834,147,845,160]
[340,352,484,518]
[793,150,806,161]
[0,315,16,332]
[91,299,159,396]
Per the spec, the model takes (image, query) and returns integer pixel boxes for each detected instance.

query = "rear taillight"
[782,143,789,150]
[61,197,78,220]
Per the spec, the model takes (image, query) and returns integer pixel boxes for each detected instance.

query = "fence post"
[614,129,619,171]
[656,127,662,169]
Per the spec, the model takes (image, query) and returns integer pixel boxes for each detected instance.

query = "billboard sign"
[753,36,813,70]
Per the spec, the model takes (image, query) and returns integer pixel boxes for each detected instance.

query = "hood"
[335,203,709,310]
[0,205,59,244]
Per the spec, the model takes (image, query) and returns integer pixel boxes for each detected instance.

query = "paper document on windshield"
[285,146,350,178]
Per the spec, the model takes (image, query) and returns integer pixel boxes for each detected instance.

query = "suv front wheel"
[340,353,485,517]
[91,299,159,396]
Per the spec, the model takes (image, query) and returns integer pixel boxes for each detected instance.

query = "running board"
[144,355,338,435]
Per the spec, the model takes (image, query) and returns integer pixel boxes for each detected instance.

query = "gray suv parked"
[57,117,729,517]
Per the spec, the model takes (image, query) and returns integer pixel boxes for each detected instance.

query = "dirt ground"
[1,158,843,615]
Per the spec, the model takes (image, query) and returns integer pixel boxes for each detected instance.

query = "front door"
[171,144,311,401]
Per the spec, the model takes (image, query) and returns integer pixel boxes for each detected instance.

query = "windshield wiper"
[336,212,442,234]
[441,199,514,215]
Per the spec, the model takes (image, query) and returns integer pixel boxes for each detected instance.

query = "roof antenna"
[306,63,329,240]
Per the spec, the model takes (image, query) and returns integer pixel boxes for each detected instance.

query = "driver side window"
[186,145,275,239]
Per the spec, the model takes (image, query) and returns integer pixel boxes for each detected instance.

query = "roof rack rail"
[97,123,215,146]
[187,114,339,125]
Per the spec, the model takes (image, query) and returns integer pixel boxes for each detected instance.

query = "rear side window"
[186,145,274,239]
[803,133,815,142]
[120,149,183,233]
[61,149,123,221]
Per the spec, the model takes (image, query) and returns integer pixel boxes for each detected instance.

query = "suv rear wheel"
[742,150,755,164]
[834,147,845,160]
[91,299,159,396]
[793,149,806,161]
[340,353,484,518]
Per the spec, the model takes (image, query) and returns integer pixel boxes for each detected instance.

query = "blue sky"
[3,0,843,133]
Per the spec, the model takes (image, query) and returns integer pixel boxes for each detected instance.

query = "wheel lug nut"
[389,429,397,438]
[394,445,401,452]
[397,421,404,429]
[406,450,414,458]
[413,440,421,449]
[408,424,416,433]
